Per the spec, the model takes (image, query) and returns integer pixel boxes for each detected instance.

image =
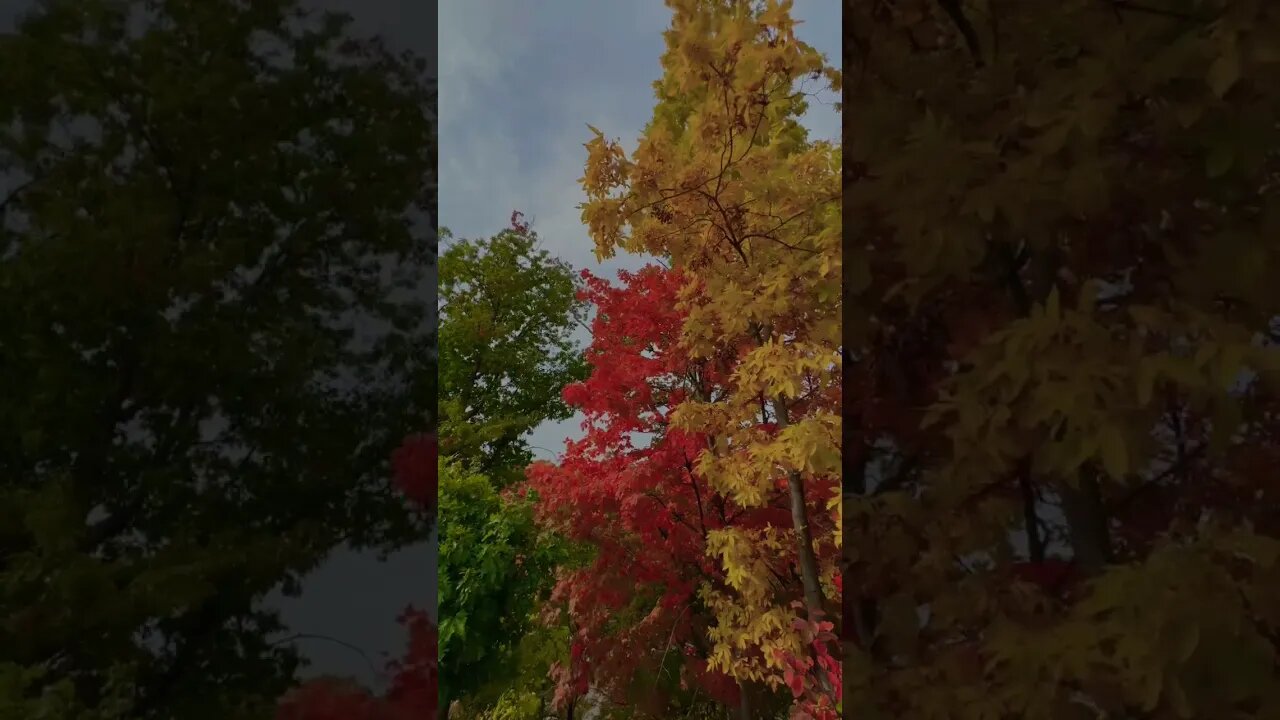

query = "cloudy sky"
[439,0,840,461]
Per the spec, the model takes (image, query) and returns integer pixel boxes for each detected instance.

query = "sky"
[439,0,841,463]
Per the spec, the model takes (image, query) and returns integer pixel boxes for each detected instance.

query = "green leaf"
[1042,286,1061,323]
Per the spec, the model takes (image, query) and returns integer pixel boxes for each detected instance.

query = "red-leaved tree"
[526,266,800,716]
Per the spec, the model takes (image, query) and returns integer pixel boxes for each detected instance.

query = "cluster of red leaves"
[1010,559,1079,596]
[546,640,591,711]
[679,655,743,708]
[391,433,438,509]
[526,265,754,711]
[276,434,439,720]
[774,604,841,720]
[275,614,437,720]
[276,678,385,720]
[510,209,531,235]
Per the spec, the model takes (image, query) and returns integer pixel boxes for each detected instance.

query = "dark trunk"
[1018,458,1045,562]
[1060,468,1110,573]
[772,399,828,618]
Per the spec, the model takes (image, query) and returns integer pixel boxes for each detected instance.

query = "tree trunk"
[772,398,833,697]
[998,243,1110,572]
[1059,468,1110,574]
[787,468,828,614]
[772,399,828,617]
[1018,458,1045,562]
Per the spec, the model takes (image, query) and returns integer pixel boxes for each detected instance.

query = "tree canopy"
[845,0,1280,717]
[0,0,435,716]
[435,217,587,718]
[572,1,842,716]
[438,215,587,486]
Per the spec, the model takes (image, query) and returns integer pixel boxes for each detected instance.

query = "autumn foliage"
[391,434,439,510]
[528,265,751,711]
[843,0,1280,717]
[540,0,843,715]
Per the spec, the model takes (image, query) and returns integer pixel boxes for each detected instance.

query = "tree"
[528,264,775,717]
[578,0,841,713]
[437,457,565,715]
[452,619,571,720]
[433,215,587,716]
[845,0,1280,717]
[438,214,588,486]
[0,0,434,716]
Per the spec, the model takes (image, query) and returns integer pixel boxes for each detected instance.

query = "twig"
[269,632,388,683]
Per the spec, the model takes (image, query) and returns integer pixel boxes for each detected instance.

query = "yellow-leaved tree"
[581,1,841,716]
[846,1,1280,718]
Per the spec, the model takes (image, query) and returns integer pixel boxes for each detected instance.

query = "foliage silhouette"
[0,0,435,716]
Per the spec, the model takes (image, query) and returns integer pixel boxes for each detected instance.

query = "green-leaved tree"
[0,0,435,717]
[438,219,587,486]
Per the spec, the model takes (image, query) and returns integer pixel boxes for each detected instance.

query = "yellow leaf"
[1076,279,1100,313]
[1127,304,1164,328]
[1176,102,1203,128]
[1166,622,1200,663]
[880,594,919,656]
[1099,426,1128,479]
[1216,344,1245,390]
[1193,343,1217,370]
[1207,42,1241,98]
[1139,666,1164,710]
[1166,674,1194,719]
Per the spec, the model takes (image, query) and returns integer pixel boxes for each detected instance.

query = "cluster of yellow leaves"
[580,0,841,703]
[924,289,1137,487]
[679,410,839,509]
[980,528,1280,718]
[701,526,804,683]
